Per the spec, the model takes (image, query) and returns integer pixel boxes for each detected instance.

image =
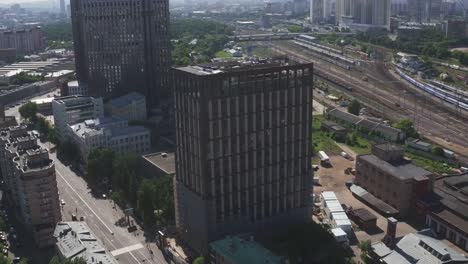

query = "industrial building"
[173,60,314,253]
[71,0,171,107]
[355,143,433,217]
[425,173,468,252]
[52,96,104,142]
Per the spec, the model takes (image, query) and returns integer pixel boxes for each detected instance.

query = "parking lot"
[314,155,417,257]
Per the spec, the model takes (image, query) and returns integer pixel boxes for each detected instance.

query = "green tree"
[19,102,38,121]
[112,153,139,203]
[48,127,58,144]
[42,22,73,41]
[193,256,205,264]
[86,148,114,186]
[49,256,87,264]
[432,146,444,157]
[0,254,9,264]
[394,119,419,138]
[136,176,174,227]
[18,259,28,264]
[347,99,361,115]
[57,140,79,164]
[0,216,7,231]
[358,240,372,263]
[10,72,44,85]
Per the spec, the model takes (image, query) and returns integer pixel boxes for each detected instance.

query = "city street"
[5,94,169,264]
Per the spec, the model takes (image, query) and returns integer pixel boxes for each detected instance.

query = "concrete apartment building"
[335,0,390,30]
[52,96,104,143]
[68,117,151,159]
[0,26,46,55]
[355,143,433,217]
[105,92,147,121]
[0,126,61,248]
[173,61,314,253]
[71,0,171,107]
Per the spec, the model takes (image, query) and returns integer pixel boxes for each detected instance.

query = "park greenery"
[170,18,234,65]
[393,119,419,139]
[19,102,57,143]
[10,72,44,86]
[19,102,38,121]
[49,256,86,264]
[356,29,468,66]
[86,148,174,227]
[347,99,361,116]
[42,22,73,42]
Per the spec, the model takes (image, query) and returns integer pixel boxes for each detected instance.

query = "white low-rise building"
[68,117,151,159]
[52,96,104,142]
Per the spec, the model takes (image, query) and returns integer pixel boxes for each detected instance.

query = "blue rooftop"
[109,92,145,108]
[210,235,285,264]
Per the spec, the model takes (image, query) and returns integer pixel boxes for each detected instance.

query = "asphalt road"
[6,93,169,264]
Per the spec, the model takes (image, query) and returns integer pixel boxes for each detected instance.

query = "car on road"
[60,199,65,205]
[102,194,107,199]
[12,257,20,264]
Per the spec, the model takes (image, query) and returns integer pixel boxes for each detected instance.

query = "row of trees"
[86,148,174,227]
[356,30,468,65]
[10,72,44,86]
[18,102,57,143]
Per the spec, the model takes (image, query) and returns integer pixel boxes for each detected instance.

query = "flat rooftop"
[358,154,431,180]
[143,152,175,175]
[175,59,311,76]
[210,235,285,264]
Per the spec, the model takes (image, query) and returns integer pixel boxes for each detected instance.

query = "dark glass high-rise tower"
[173,61,314,253]
[71,0,171,107]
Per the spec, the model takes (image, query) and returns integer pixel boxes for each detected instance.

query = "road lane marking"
[55,169,114,235]
[111,243,144,256]
[54,164,144,264]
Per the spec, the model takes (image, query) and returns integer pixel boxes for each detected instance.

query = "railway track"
[271,42,468,161]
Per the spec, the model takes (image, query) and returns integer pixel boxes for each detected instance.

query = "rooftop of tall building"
[175,57,311,76]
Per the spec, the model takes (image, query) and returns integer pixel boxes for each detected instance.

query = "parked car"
[60,199,65,205]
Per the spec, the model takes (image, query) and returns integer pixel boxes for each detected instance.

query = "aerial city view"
[0,0,468,263]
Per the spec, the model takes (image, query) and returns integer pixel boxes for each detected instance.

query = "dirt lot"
[314,155,417,257]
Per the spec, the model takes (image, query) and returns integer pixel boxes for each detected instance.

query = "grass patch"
[215,50,232,58]
[312,116,341,155]
[347,136,372,155]
[405,152,456,174]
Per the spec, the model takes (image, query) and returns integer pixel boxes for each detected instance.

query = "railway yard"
[268,38,468,161]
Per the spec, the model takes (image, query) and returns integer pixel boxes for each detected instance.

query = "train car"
[396,68,468,111]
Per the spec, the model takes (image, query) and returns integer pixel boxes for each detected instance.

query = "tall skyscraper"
[59,0,66,15]
[70,0,171,108]
[336,0,390,29]
[310,0,324,24]
[173,61,314,253]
